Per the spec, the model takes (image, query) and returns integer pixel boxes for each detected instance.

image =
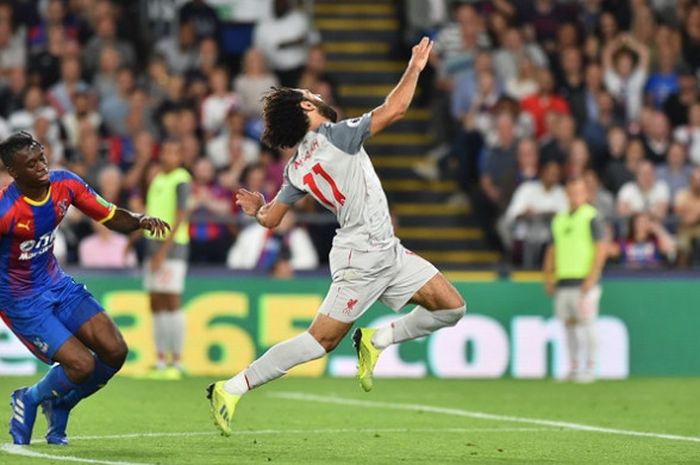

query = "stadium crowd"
[410,0,700,269]
[2,0,699,272]
[0,0,329,274]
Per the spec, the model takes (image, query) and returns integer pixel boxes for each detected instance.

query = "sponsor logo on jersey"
[57,199,69,218]
[19,231,56,260]
[346,117,363,127]
[16,220,31,231]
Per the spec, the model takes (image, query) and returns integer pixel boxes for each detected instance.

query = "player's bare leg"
[10,337,95,445]
[41,312,128,445]
[208,314,351,435]
[354,273,466,391]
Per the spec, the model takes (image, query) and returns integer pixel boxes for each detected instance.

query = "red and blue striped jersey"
[0,170,116,306]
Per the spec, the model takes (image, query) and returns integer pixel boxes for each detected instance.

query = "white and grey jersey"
[277,113,396,251]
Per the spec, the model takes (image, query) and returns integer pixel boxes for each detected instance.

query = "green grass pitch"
[0,376,698,464]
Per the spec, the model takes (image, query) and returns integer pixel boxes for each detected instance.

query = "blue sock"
[58,357,119,410]
[26,365,79,404]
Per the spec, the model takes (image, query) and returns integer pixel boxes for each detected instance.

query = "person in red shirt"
[521,68,570,138]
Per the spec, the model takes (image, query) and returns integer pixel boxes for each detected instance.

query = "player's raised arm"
[236,188,293,229]
[369,37,433,136]
[103,208,171,237]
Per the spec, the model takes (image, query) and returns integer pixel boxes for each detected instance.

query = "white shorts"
[143,259,188,294]
[319,241,439,323]
[554,285,601,323]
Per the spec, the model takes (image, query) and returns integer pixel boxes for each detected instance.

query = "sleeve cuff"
[98,204,117,224]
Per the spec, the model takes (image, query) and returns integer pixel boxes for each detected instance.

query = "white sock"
[582,320,597,373]
[153,312,169,366]
[565,323,580,373]
[223,331,326,396]
[371,305,466,350]
[166,310,186,364]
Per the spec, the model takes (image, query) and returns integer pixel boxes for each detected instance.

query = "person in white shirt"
[200,66,239,138]
[617,160,670,220]
[673,102,700,165]
[602,33,649,122]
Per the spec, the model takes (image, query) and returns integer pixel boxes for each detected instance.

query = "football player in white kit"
[207,38,466,435]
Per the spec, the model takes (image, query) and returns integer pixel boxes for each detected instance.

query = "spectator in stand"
[556,47,585,122]
[521,68,569,138]
[610,212,676,268]
[82,15,135,78]
[581,90,621,169]
[70,129,107,187]
[565,139,592,180]
[674,167,700,266]
[92,45,121,101]
[79,222,137,268]
[234,48,279,120]
[195,37,220,77]
[602,33,650,122]
[519,0,570,53]
[657,142,692,199]
[473,112,519,251]
[584,169,615,225]
[298,45,339,106]
[492,27,548,85]
[541,113,576,166]
[207,108,260,170]
[617,160,670,220]
[505,56,539,100]
[155,20,198,75]
[253,0,318,87]
[498,137,540,213]
[200,66,239,138]
[645,42,679,110]
[99,67,134,136]
[0,1,26,74]
[8,85,59,138]
[178,0,220,41]
[28,24,65,89]
[62,91,102,148]
[673,102,700,165]
[664,70,698,127]
[0,67,27,117]
[682,5,700,74]
[143,55,171,107]
[189,157,233,264]
[502,160,568,266]
[604,135,641,194]
[48,56,89,115]
[641,111,671,164]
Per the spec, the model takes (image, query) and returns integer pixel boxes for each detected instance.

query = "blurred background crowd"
[1,0,699,273]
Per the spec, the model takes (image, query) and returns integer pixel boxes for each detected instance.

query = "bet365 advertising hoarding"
[0,276,698,378]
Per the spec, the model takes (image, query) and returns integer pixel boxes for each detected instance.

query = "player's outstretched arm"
[103,208,171,238]
[369,37,433,136]
[236,188,291,229]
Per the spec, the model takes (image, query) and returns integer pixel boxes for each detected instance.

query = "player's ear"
[300,100,316,112]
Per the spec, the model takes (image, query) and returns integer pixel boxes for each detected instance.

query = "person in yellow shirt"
[144,139,192,379]
[543,177,608,383]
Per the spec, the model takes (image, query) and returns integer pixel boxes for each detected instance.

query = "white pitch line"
[0,443,151,465]
[271,391,700,444]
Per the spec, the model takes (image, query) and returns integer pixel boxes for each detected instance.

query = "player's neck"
[307,115,329,133]
[17,181,50,202]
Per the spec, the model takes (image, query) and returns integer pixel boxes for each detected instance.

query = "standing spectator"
[189,157,232,264]
[520,68,570,138]
[179,0,220,41]
[602,33,650,122]
[155,20,198,75]
[617,160,670,220]
[233,48,279,120]
[657,142,692,199]
[144,139,192,379]
[200,66,239,138]
[674,167,700,266]
[543,177,608,383]
[253,0,318,87]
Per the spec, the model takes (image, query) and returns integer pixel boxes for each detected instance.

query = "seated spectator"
[664,70,697,127]
[617,160,670,220]
[540,113,576,166]
[99,67,135,136]
[234,48,279,120]
[93,45,122,100]
[581,90,622,169]
[195,37,220,77]
[298,45,339,104]
[641,111,671,164]
[610,212,676,268]
[584,169,615,225]
[227,211,319,272]
[28,24,65,90]
[0,67,27,118]
[657,142,692,199]
[564,139,591,180]
[644,42,679,109]
[48,56,89,116]
[674,167,700,266]
[8,85,59,138]
[505,56,539,100]
[155,20,198,75]
[207,108,260,170]
[62,91,103,148]
[201,66,239,138]
[253,0,318,87]
[79,222,137,268]
[142,54,171,107]
[604,135,643,194]
[493,27,548,84]
[520,68,569,138]
[0,2,26,73]
[502,160,568,266]
[672,102,700,165]
[178,0,220,41]
[82,15,135,77]
[602,33,649,122]
[189,158,233,264]
[69,130,107,187]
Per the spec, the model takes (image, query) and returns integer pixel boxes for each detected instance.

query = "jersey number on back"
[303,163,346,209]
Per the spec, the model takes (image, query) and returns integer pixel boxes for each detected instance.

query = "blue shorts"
[0,277,104,364]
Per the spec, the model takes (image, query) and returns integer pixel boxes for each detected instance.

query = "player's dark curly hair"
[261,87,309,148]
[0,131,37,168]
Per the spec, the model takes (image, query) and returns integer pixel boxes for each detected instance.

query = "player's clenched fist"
[236,188,266,216]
